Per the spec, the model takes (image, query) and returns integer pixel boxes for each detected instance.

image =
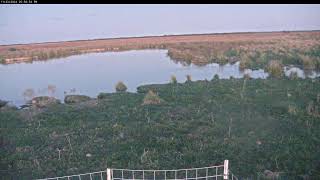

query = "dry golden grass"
[1,31,320,69]
[266,60,284,78]
[142,90,163,105]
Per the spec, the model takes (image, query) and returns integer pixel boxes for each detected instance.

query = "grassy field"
[1,77,320,179]
[1,31,320,72]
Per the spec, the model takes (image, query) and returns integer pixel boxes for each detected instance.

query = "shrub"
[97,92,109,99]
[224,48,238,57]
[64,95,91,104]
[239,53,251,70]
[289,71,299,80]
[288,104,297,115]
[0,100,8,108]
[244,73,251,80]
[8,47,17,51]
[115,81,127,92]
[266,60,283,78]
[142,90,163,105]
[186,75,192,83]
[212,74,219,80]
[0,56,4,64]
[306,100,319,117]
[300,55,316,70]
[170,75,177,84]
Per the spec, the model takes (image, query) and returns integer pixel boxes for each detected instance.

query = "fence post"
[223,160,229,180]
[107,168,112,180]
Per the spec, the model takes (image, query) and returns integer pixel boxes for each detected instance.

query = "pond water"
[0,49,319,106]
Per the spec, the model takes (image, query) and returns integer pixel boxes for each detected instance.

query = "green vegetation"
[1,78,320,179]
[170,75,177,84]
[142,90,164,105]
[8,47,17,51]
[186,75,192,83]
[64,95,92,104]
[266,60,284,78]
[115,81,128,92]
[212,74,219,80]
[243,73,251,80]
[289,71,299,80]
[0,56,4,64]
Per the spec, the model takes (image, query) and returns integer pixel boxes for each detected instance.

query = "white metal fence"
[37,160,238,180]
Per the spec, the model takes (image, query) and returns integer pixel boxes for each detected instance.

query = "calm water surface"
[0,50,319,106]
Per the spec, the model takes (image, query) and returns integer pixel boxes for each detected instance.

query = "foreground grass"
[1,78,320,179]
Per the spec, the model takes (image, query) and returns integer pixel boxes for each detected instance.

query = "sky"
[0,4,320,45]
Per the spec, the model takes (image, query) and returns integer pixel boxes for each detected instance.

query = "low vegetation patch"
[64,95,92,104]
[1,78,320,179]
[142,90,164,105]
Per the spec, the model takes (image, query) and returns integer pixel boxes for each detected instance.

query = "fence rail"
[37,160,238,180]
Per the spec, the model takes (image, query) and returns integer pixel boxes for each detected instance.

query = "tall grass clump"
[212,74,219,81]
[300,55,316,70]
[186,74,192,83]
[239,53,252,70]
[289,71,299,80]
[243,73,251,80]
[266,60,283,78]
[115,81,127,92]
[0,56,4,64]
[142,90,163,105]
[170,75,177,84]
[288,104,297,115]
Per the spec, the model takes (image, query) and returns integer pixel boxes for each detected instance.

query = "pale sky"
[1,4,320,45]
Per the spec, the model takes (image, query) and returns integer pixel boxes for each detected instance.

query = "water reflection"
[1,50,319,106]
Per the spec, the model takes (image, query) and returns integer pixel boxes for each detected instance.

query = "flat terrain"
[1,31,320,69]
[1,78,320,179]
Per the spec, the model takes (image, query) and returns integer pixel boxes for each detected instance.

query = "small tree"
[142,90,163,105]
[186,74,192,83]
[171,75,177,84]
[115,81,127,92]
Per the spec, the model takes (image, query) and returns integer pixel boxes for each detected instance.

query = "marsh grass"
[142,90,164,105]
[289,71,299,80]
[115,81,127,92]
[212,74,219,80]
[1,79,320,179]
[186,75,192,83]
[266,60,283,78]
[170,75,177,84]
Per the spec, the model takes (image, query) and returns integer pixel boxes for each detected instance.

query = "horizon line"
[1,29,320,47]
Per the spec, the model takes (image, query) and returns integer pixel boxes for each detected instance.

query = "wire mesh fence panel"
[111,165,225,180]
[36,161,236,180]
[37,171,107,180]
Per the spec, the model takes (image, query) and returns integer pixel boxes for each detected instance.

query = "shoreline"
[1,30,320,67]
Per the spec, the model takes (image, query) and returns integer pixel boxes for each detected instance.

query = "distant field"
[1,31,320,70]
